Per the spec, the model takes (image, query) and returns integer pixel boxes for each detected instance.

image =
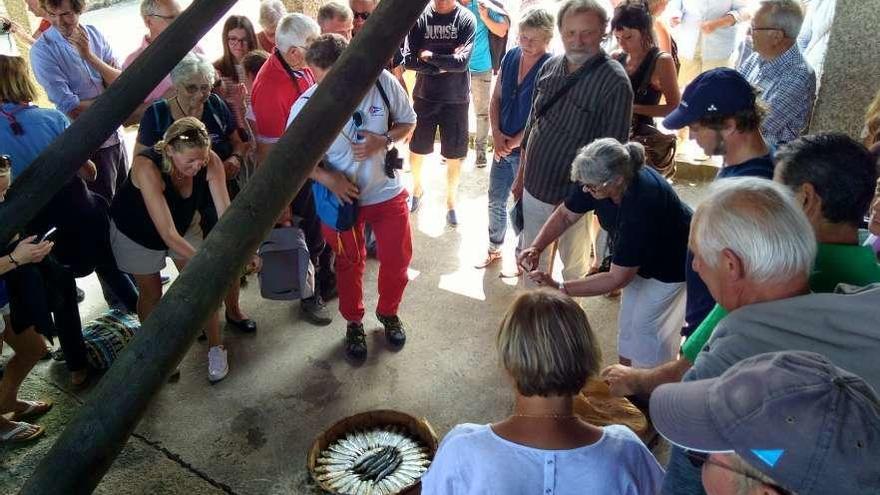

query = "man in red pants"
[287,34,417,361]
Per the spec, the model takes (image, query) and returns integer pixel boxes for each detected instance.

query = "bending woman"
[518,139,692,368]
[110,117,248,383]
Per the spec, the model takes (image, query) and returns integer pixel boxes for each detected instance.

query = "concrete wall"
[808,0,880,138]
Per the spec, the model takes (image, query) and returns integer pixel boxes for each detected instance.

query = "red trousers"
[321,191,413,322]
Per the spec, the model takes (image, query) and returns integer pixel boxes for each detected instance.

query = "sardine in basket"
[307,409,439,494]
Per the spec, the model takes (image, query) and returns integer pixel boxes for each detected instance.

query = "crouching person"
[109,118,252,383]
[286,34,416,361]
[421,289,664,494]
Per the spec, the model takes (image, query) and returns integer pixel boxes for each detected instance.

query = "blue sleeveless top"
[499,47,550,140]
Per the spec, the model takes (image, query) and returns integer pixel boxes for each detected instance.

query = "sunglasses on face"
[353,11,370,20]
[183,83,212,94]
[148,13,176,21]
[685,451,793,495]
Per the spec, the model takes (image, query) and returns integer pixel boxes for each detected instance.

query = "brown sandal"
[8,399,54,422]
[475,250,502,269]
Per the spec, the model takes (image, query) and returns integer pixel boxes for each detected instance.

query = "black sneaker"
[376,313,407,349]
[301,296,333,326]
[345,322,368,361]
[475,152,487,168]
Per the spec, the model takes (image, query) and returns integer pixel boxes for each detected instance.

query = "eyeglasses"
[685,451,793,495]
[749,25,783,34]
[147,12,177,21]
[353,11,370,21]
[227,36,248,46]
[182,83,212,94]
[581,179,612,195]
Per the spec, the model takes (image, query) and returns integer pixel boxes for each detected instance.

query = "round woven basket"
[307,410,439,494]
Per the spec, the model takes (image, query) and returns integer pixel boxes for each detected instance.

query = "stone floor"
[0,145,711,494]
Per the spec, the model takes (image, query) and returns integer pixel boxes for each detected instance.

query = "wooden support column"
[18,0,427,492]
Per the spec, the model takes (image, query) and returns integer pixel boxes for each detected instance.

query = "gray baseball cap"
[650,351,880,495]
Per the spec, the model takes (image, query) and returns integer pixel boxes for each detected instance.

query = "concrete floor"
[0,150,710,494]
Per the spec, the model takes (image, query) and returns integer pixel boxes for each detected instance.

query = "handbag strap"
[635,49,663,96]
[374,78,394,130]
[535,54,607,120]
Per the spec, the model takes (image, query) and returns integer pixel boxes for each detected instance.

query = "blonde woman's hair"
[864,87,880,147]
[497,289,602,397]
[0,55,39,104]
[154,117,211,173]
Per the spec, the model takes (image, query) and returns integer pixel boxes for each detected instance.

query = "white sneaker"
[207,346,228,383]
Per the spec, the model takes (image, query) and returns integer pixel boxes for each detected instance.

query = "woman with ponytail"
[518,138,692,369]
[109,117,255,383]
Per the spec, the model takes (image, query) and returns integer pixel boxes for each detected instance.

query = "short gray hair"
[519,7,555,41]
[170,52,215,86]
[570,138,645,185]
[759,0,804,39]
[692,177,816,285]
[275,13,321,53]
[317,1,353,24]
[557,0,608,32]
[258,0,286,30]
[731,454,785,495]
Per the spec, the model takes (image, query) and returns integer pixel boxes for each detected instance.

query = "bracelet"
[8,253,19,267]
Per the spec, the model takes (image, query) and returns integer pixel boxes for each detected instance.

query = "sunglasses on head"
[170,128,205,144]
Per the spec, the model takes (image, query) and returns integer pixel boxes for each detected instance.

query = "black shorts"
[409,98,469,159]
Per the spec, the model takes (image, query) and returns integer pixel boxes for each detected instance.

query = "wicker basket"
[307,410,439,495]
[573,379,650,441]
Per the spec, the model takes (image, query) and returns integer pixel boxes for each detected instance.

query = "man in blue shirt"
[737,0,815,146]
[458,0,508,167]
[29,0,127,203]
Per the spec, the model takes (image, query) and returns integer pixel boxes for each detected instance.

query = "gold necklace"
[510,412,578,420]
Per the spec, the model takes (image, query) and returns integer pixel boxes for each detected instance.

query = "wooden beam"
[18,0,426,492]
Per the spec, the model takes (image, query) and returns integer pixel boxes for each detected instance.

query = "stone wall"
[808,0,880,138]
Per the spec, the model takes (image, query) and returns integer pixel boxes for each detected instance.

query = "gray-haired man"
[652,350,880,495]
[658,177,880,494]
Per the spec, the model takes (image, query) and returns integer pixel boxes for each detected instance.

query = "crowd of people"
[1,1,878,493]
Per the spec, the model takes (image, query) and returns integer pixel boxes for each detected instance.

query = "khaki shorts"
[110,216,204,275]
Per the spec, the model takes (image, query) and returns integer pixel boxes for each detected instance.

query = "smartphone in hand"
[34,226,57,243]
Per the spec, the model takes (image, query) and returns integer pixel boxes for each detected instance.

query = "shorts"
[0,303,9,337]
[409,98,469,159]
[110,216,204,275]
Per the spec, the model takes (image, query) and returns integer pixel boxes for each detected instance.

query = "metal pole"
[19,0,427,492]
[0,0,239,248]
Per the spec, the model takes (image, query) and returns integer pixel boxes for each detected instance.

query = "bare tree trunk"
[18,0,428,492]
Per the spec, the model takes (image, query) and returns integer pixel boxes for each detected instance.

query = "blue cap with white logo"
[662,68,757,130]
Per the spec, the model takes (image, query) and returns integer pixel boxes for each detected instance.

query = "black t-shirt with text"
[404,5,476,104]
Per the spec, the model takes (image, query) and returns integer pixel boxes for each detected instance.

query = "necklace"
[510,413,578,420]
[174,96,191,118]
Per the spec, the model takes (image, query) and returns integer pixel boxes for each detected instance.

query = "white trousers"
[521,189,592,285]
[618,275,686,368]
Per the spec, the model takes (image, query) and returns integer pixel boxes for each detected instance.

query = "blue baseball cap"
[650,351,880,495]
[662,68,757,130]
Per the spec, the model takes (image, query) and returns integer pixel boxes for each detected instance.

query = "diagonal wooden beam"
[19,0,427,492]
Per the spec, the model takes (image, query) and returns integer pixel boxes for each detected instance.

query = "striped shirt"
[737,44,816,146]
[522,53,633,205]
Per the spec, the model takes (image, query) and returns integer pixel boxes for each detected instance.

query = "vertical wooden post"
[18,0,426,492]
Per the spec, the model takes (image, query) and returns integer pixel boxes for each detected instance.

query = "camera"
[383,147,403,179]
[0,19,11,35]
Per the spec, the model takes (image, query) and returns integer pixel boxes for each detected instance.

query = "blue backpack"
[312,174,358,231]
